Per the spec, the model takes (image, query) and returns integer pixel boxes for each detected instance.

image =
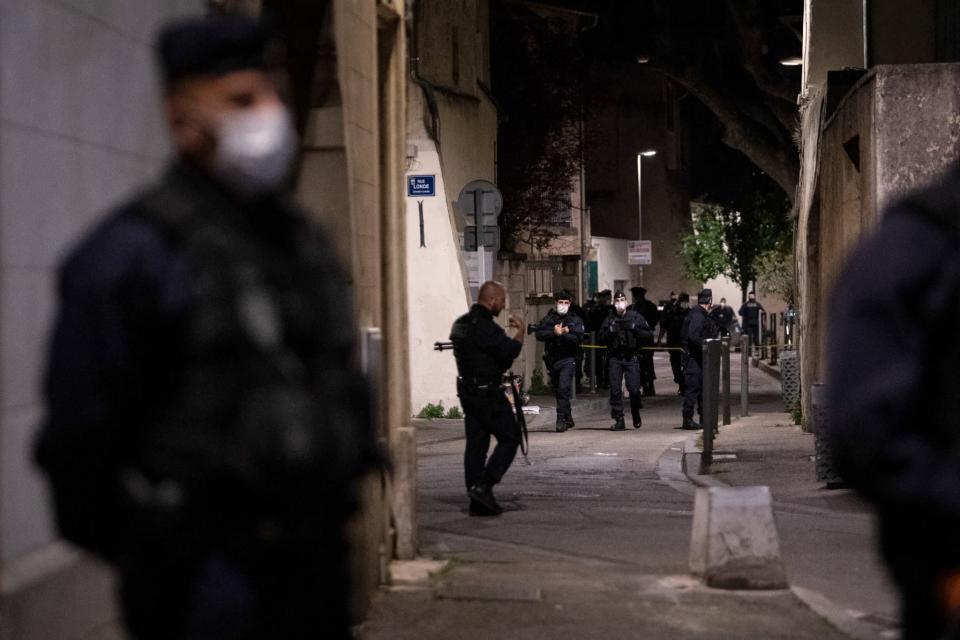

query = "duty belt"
[457,375,502,390]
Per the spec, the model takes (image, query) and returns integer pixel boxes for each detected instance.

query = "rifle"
[433,341,529,461]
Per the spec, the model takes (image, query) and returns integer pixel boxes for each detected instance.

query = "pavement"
[358,354,901,639]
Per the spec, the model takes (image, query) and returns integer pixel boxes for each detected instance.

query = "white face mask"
[557,302,570,315]
[213,105,297,196]
[614,301,628,313]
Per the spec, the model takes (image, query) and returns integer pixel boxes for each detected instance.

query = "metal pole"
[636,154,643,243]
[770,313,779,366]
[740,334,750,417]
[589,332,597,394]
[701,339,721,472]
[721,338,731,426]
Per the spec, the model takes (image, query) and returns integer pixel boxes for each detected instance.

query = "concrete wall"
[807,64,960,403]
[802,0,864,93]
[0,1,202,637]
[592,237,632,293]
[406,0,498,413]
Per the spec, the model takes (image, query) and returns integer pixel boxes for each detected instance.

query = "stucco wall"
[592,237,632,293]
[0,1,202,636]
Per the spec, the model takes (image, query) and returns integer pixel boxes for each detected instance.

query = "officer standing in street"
[738,291,766,350]
[680,289,718,430]
[658,291,679,343]
[828,166,960,639]
[664,292,690,396]
[629,286,660,396]
[600,291,653,430]
[450,281,524,516]
[589,290,614,388]
[534,290,585,432]
[34,14,379,640]
[710,297,736,337]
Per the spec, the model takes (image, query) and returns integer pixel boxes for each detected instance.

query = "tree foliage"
[491,4,588,252]
[680,196,792,302]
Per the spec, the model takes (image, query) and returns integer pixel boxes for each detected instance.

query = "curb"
[757,359,782,382]
[675,421,894,640]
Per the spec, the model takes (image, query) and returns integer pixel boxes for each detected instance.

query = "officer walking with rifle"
[449,281,524,516]
[600,290,653,431]
[534,289,585,432]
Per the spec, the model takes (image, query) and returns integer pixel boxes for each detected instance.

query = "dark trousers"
[460,390,521,490]
[575,348,584,388]
[746,323,761,348]
[608,355,642,422]
[669,349,684,388]
[682,357,703,420]
[639,351,656,387]
[121,534,352,640]
[547,357,576,421]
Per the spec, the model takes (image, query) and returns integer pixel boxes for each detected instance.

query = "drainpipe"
[406,0,441,144]
[863,0,870,68]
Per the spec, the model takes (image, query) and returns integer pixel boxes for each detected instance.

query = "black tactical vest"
[127,170,375,525]
[450,306,506,386]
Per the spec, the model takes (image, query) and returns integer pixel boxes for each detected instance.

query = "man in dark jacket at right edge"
[828,165,960,639]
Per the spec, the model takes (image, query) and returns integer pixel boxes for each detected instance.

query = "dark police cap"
[678,292,690,302]
[630,286,646,296]
[555,289,573,301]
[698,289,713,304]
[157,14,268,86]
[613,290,627,301]
[600,289,612,296]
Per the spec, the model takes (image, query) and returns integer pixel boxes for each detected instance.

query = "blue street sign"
[407,175,436,197]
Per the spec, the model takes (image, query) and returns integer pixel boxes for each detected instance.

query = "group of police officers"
[449,281,756,516]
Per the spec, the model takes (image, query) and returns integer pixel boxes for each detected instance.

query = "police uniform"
[828,165,960,639]
[664,294,690,394]
[629,287,660,395]
[599,308,652,430]
[710,304,736,336]
[34,16,378,640]
[450,304,523,506]
[738,298,765,346]
[534,307,584,431]
[681,291,718,429]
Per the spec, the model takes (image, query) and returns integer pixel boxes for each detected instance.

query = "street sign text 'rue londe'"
[407,175,436,197]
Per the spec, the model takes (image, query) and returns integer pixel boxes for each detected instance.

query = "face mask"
[614,301,627,313]
[557,303,570,315]
[213,105,297,196]
[680,302,689,310]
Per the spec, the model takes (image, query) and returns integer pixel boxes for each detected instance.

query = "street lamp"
[636,150,657,242]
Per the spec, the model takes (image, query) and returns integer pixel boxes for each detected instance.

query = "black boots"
[610,417,626,431]
[556,416,575,432]
[468,482,503,516]
[682,418,701,430]
[633,415,642,429]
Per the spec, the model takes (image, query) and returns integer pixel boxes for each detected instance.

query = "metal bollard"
[701,339,722,472]
[721,338,731,426]
[770,314,779,366]
[740,334,750,417]
[589,332,597,394]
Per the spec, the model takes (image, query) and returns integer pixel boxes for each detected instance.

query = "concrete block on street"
[389,559,450,588]
[689,486,787,590]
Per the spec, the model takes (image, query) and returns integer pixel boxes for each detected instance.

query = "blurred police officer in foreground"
[828,167,960,639]
[629,286,660,396]
[658,291,678,343]
[600,291,652,430]
[663,292,690,396]
[450,281,524,516]
[33,14,380,640]
[534,289,584,432]
[680,289,718,430]
[589,289,614,388]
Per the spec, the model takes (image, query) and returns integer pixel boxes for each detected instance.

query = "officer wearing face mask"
[534,290,585,432]
[710,298,736,337]
[33,14,381,640]
[599,291,653,430]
